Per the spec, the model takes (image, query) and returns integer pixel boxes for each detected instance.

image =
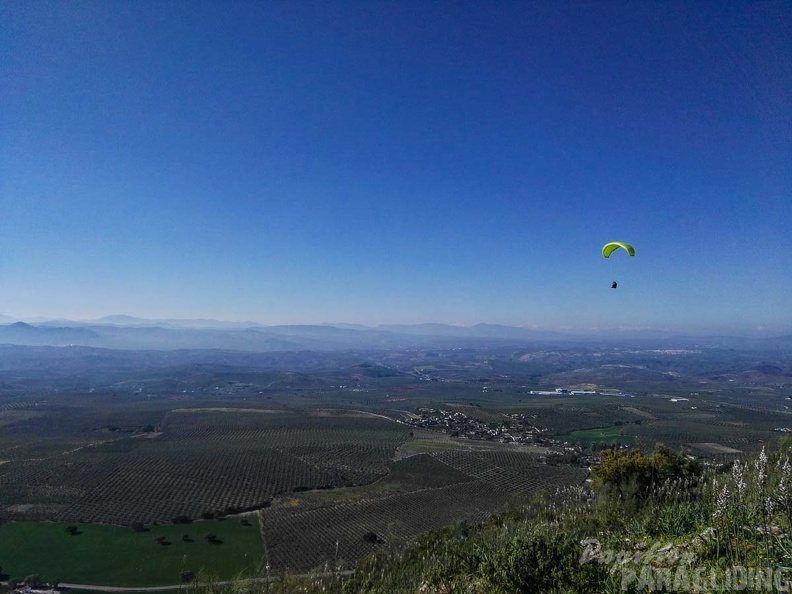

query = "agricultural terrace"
[262,449,587,572]
[0,408,411,525]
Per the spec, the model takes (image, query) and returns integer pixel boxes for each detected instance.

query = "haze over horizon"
[0,313,787,340]
[2,2,790,334]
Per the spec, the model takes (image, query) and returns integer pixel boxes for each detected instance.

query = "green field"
[566,426,637,446]
[0,516,264,586]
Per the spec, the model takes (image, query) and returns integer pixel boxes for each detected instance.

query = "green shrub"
[643,501,704,537]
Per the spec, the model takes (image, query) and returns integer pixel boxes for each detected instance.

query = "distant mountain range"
[0,316,789,352]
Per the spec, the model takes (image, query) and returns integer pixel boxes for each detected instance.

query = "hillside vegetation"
[183,440,792,594]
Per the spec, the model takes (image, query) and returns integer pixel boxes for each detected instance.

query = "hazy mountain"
[1,320,789,353]
[764,335,792,349]
[378,323,477,336]
[92,314,157,326]
[0,321,518,351]
[321,322,372,330]
[91,315,264,329]
[0,322,102,346]
[378,323,561,340]
[0,344,368,378]
[469,323,563,339]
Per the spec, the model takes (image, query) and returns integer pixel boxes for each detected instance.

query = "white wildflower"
[756,446,768,486]
[732,460,747,501]
[780,456,791,500]
[714,483,730,520]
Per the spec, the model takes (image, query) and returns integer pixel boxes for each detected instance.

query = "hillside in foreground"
[168,442,792,594]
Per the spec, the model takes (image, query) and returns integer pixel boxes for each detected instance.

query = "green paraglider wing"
[602,242,635,258]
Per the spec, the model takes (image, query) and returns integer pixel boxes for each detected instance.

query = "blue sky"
[1,1,790,334]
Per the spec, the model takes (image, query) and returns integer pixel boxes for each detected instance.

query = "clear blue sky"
[1,1,790,334]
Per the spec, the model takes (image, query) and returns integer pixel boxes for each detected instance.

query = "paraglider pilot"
[602,242,633,290]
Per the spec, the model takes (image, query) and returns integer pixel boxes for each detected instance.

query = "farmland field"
[566,426,637,446]
[0,341,789,584]
[259,449,588,572]
[262,458,588,572]
[0,408,411,525]
[687,442,742,455]
[0,516,263,586]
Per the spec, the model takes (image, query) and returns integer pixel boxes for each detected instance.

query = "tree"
[24,574,43,586]
[592,443,700,501]
[180,570,196,583]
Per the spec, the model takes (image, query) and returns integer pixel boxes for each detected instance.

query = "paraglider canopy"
[602,242,635,258]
